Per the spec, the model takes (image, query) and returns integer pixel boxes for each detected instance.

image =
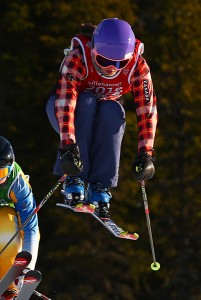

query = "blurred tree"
[132,0,201,299]
[0,0,201,299]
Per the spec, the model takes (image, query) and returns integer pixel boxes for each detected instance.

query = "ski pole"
[0,174,67,255]
[34,290,52,300]
[140,180,160,271]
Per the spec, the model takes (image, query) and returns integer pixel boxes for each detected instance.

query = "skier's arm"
[11,173,39,269]
[55,48,86,148]
[132,56,158,156]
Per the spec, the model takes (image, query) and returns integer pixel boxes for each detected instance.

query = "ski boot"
[62,176,85,207]
[87,182,112,218]
[1,289,18,300]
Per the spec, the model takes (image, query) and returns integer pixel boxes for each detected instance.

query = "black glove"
[60,144,83,176]
[133,152,155,182]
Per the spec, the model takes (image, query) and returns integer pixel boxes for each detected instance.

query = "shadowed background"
[0,0,201,299]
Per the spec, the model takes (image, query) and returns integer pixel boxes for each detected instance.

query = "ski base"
[16,270,42,300]
[57,203,139,241]
[56,202,95,213]
[0,251,32,295]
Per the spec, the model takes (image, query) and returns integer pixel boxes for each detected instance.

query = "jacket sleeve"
[11,172,39,269]
[131,56,158,155]
[55,48,86,147]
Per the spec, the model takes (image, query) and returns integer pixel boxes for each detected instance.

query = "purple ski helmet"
[92,18,135,60]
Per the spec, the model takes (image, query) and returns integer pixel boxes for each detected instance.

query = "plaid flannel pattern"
[131,57,157,154]
[55,48,157,153]
[55,49,86,147]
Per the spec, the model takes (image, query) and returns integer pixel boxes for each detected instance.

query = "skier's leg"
[87,100,126,217]
[74,92,98,180]
[62,92,98,205]
[0,207,22,293]
[53,92,98,176]
[89,100,126,187]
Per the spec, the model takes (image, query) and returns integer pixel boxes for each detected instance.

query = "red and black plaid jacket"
[55,46,157,155]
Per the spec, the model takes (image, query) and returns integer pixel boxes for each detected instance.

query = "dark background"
[1,0,201,299]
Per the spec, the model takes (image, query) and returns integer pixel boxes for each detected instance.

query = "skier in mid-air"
[46,18,158,219]
[0,136,40,300]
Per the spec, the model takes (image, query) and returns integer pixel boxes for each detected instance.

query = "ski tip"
[134,233,139,240]
[24,270,42,282]
[16,251,32,259]
[15,251,32,265]
[119,232,139,240]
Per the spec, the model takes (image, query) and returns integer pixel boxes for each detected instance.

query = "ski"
[0,251,32,295]
[56,202,95,213]
[91,213,139,240]
[56,203,139,240]
[16,270,42,300]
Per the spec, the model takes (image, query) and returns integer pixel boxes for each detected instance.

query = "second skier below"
[0,136,40,300]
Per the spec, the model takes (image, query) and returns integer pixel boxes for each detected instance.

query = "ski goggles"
[92,49,131,70]
[0,166,12,179]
